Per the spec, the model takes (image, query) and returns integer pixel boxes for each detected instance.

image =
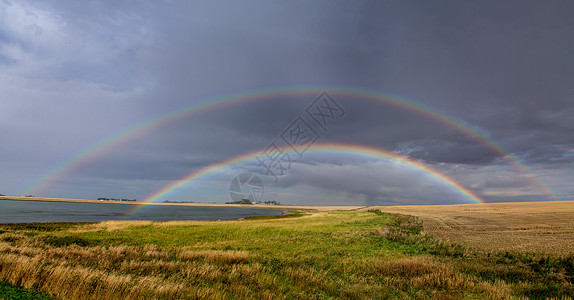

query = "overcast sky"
[1,0,573,205]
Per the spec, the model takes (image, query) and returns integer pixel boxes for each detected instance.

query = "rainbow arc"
[21,86,560,202]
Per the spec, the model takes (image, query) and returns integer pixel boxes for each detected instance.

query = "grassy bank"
[0,210,572,299]
[0,281,53,299]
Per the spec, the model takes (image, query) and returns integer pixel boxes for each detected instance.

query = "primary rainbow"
[127,143,485,216]
[22,86,560,200]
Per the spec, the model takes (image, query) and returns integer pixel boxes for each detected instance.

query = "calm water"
[0,200,282,223]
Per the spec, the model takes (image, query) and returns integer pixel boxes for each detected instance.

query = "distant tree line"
[225,199,253,204]
[256,200,281,205]
[163,200,194,203]
[225,199,282,205]
[97,198,136,202]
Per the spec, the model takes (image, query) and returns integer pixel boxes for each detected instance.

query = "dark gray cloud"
[1,0,573,204]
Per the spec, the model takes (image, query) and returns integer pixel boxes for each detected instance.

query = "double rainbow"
[21,86,560,202]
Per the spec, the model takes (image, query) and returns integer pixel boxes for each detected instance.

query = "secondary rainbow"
[22,86,560,200]
[128,143,485,216]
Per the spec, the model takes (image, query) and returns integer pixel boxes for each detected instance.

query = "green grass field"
[1,210,573,299]
[0,281,53,299]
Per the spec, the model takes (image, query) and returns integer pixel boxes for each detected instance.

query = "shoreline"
[3,196,570,213]
[0,196,365,212]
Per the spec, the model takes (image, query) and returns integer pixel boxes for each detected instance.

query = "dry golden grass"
[369,201,574,255]
[0,240,251,299]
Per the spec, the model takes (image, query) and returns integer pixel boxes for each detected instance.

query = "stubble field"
[370,201,574,255]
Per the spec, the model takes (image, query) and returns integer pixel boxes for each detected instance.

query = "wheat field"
[371,201,574,255]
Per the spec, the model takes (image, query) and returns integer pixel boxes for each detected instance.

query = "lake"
[0,200,283,223]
